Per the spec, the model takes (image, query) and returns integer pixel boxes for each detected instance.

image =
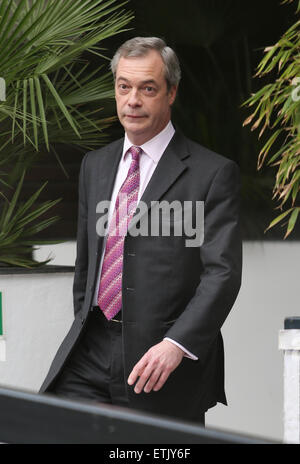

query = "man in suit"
[40,37,242,425]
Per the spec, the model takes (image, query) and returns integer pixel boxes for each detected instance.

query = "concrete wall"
[0,270,74,391]
[1,240,299,442]
[206,241,300,442]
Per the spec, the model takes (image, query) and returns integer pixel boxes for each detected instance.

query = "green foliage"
[244,0,300,238]
[0,170,62,267]
[0,0,133,267]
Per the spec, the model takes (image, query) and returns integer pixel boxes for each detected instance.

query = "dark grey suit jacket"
[40,129,242,422]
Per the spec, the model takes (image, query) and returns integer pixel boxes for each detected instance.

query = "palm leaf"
[0,171,62,268]
[0,0,133,267]
[244,0,300,237]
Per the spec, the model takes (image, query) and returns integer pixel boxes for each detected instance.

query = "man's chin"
[123,120,149,134]
[123,116,147,126]
[123,124,155,145]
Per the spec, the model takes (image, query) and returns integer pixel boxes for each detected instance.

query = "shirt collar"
[122,121,175,164]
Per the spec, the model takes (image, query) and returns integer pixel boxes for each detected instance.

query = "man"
[40,37,242,425]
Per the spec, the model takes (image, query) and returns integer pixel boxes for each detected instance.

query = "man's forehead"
[116,51,165,79]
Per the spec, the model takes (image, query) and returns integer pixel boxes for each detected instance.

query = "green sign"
[0,292,2,336]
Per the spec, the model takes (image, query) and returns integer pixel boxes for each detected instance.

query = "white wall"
[206,241,300,442]
[1,240,299,442]
[0,271,74,391]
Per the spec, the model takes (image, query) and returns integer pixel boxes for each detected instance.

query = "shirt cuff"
[164,337,198,360]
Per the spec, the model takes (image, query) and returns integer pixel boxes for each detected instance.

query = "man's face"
[115,49,177,145]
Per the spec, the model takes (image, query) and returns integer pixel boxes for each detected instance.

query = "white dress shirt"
[92,120,198,360]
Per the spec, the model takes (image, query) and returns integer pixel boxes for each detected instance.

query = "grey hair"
[110,37,181,90]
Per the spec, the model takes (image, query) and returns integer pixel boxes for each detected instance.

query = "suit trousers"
[51,306,129,407]
[50,306,205,425]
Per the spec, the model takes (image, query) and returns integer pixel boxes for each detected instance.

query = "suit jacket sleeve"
[164,160,242,365]
[72,153,89,317]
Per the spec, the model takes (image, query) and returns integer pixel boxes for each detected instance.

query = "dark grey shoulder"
[184,135,237,170]
[84,137,124,166]
[174,131,240,190]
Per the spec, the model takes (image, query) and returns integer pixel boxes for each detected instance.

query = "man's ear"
[168,85,178,106]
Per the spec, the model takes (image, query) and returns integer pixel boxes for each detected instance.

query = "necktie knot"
[129,145,142,162]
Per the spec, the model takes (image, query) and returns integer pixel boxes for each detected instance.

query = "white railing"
[279,317,300,444]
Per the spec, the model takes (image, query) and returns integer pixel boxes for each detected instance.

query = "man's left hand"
[127,340,184,394]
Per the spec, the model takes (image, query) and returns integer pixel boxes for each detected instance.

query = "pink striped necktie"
[97,145,142,320]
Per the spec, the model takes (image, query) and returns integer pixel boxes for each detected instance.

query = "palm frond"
[0,169,62,268]
[243,0,300,237]
[0,0,133,266]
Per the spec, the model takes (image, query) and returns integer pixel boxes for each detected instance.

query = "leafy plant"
[0,170,61,267]
[0,0,133,267]
[243,0,300,238]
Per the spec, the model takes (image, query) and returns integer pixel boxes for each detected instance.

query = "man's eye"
[119,84,129,91]
[142,86,156,95]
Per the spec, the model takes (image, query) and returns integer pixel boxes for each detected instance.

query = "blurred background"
[15,0,300,242]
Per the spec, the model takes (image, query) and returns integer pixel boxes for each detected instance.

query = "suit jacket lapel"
[128,130,190,234]
[96,138,124,201]
[93,130,190,242]
[94,138,123,253]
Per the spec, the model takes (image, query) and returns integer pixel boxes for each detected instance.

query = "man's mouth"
[125,114,146,119]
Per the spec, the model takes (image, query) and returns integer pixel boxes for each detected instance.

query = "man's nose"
[128,89,141,107]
